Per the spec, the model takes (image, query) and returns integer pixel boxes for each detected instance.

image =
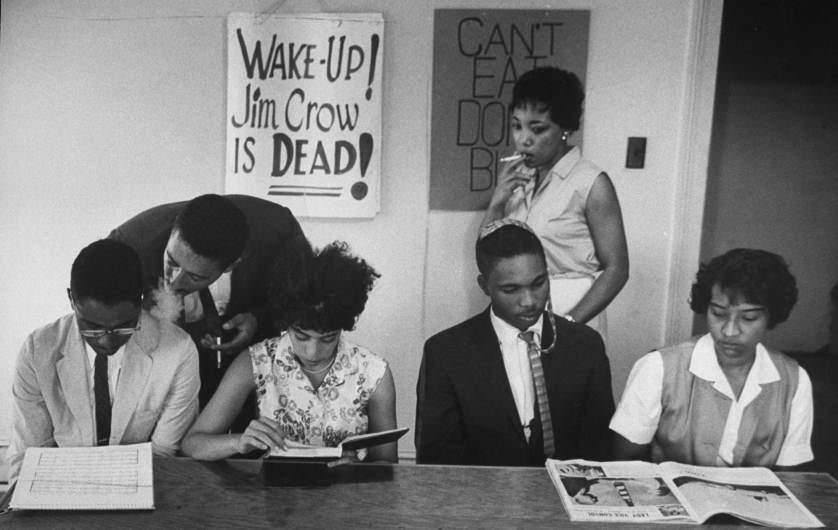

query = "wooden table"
[3,458,837,528]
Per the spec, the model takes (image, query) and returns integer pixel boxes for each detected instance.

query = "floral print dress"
[249,332,388,452]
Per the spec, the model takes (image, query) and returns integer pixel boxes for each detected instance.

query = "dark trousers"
[184,319,257,434]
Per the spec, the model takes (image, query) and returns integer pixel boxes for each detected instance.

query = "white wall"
[0,0,718,457]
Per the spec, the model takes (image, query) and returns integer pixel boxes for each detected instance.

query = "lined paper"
[10,442,154,510]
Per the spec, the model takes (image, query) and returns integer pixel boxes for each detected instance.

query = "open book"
[268,427,409,459]
[9,442,154,511]
[546,459,823,527]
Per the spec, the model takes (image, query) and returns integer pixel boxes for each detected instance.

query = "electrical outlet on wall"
[626,137,646,169]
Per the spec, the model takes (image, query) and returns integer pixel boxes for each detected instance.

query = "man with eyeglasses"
[109,194,306,412]
[415,220,614,466]
[8,239,199,481]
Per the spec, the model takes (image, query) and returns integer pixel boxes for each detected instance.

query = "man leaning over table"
[7,239,199,481]
[109,193,307,411]
[415,220,614,466]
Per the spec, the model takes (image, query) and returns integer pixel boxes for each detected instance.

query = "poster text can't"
[429,10,589,211]
[226,13,383,218]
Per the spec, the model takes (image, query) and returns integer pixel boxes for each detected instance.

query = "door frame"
[663,0,724,344]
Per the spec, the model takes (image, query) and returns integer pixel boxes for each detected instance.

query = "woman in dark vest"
[609,248,812,468]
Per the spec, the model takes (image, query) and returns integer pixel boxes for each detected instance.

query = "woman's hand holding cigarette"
[485,154,529,212]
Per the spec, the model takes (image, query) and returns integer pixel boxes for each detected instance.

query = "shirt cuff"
[609,414,656,445]
[775,444,814,467]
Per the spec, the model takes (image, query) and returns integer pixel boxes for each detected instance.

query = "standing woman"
[182,241,398,462]
[482,66,628,337]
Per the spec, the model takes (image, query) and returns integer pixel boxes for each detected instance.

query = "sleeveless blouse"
[249,333,388,448]
[505,146,602,279]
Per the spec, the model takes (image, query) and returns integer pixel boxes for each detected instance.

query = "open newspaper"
[546,459,823,527]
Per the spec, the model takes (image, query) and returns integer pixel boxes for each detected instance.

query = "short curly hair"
[511,66,585,131]
[270,241,380,332]
[690,248,798,329]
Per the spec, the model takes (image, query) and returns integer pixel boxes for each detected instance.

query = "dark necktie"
[94,352,111,446]
[199,287,222,336]
[520,330,555,458]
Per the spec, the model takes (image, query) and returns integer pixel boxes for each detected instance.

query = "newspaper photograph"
[661,462,823,527]
[547,460,695,523]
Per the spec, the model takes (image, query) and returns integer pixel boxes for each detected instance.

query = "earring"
[561,131,570,142]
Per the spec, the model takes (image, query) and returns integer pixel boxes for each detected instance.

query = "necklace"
[298,354,336,375]
[539,299,559,354]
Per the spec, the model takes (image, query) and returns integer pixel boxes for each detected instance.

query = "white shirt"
[182,271,231,323]
[489,308,543,440]
[609,333,813,466]
[83,340,126,406]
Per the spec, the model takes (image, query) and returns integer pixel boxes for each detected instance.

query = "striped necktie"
[520,330,555,458]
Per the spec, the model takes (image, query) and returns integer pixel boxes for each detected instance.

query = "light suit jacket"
[8,311,200,480]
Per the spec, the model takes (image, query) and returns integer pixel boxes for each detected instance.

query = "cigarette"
[216,336,222,368]
[500,153,524,162]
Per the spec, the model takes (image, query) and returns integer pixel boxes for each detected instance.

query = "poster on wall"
[430,10,589,211]
[226,13,383,218]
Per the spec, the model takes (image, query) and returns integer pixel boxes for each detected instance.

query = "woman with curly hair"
[609,248,812,468]
[182,241,398,462]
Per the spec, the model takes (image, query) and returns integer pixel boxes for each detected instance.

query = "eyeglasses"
[67,289,141,339]
[79,325,141,339]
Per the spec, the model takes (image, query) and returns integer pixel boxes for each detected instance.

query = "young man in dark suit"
[416,220,614,466]
[109,194,307,408]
